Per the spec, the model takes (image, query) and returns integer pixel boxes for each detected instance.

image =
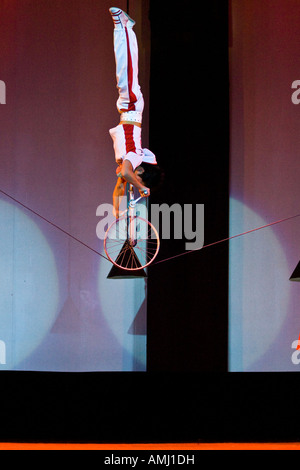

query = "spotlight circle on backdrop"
[0,199,59,369]
[229,198,291,370]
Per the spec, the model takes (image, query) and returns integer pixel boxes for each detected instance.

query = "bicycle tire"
[104,215,160,271]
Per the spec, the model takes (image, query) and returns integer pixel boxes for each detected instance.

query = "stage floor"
[0,442,300,450]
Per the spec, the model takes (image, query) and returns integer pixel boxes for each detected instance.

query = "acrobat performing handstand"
[108,7,163,218]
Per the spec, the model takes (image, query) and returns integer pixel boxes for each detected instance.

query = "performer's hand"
[139,187,150,197]
[116,165,123,178]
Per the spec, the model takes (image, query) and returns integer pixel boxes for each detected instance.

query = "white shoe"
[109,7,136,28]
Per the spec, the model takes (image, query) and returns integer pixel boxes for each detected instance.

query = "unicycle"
[104,184,160,271]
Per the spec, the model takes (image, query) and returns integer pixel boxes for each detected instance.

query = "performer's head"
[135,163,164,190]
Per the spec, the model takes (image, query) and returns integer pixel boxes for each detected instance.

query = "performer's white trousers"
[113,26,144,114]
[109,25,157,169]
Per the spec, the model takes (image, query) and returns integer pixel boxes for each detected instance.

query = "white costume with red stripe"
[109,16,157,170]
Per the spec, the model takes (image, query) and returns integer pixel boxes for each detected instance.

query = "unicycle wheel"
[104,215,160,271]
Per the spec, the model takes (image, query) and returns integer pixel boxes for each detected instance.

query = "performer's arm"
[121,160,150,197]
[112,177,126,218]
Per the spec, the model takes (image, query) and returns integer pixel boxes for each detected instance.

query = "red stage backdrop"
[0,0,150,371]
[229,0,300,371]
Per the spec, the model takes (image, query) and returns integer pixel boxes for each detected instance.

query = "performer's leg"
[110,9,144,114]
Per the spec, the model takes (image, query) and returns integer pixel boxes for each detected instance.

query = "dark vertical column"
[147,0,230,371]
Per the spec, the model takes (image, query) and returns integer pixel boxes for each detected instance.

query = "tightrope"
[153,212,300,266]
[1,188,300,267]
[0,188,109,262]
